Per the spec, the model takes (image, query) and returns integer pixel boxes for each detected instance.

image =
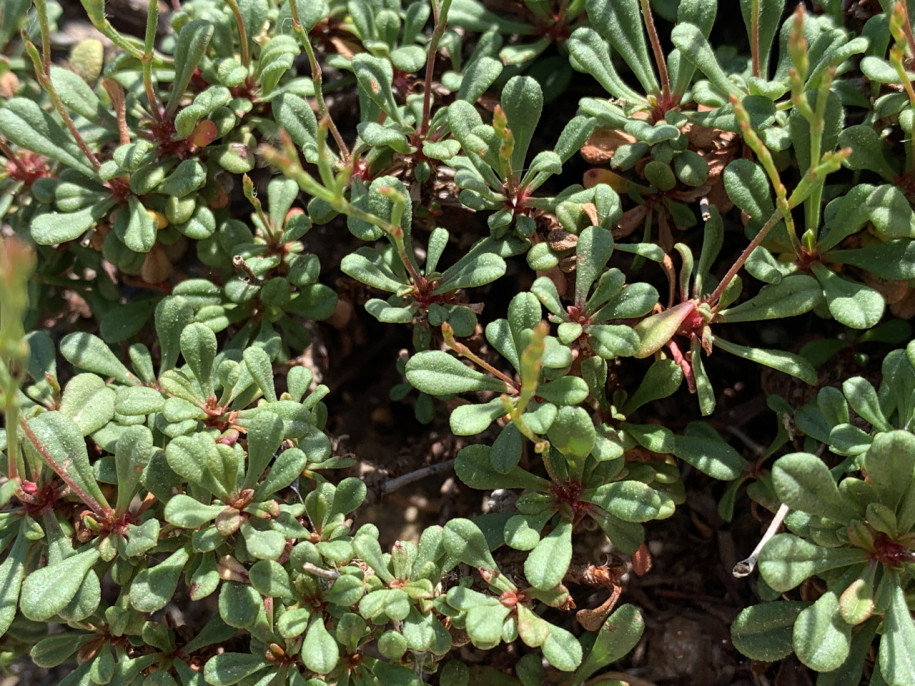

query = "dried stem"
[382,460,455,495]
[733,502,789,577]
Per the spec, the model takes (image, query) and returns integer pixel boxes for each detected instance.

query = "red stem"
[640,0,670,100]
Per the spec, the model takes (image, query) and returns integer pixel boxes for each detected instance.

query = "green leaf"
[60,332,134,384]
[719,274,822,322]
[463,600,510,649]
[164,494,224,528]
[457,56,504,103]
[27,411,110,512]
[772,452,856,522]
[20,548,101,622]
[621,359,683,415]
[249,560,293,599]
[219,581,261,629]
[811,264,884,329]
[242,411,284,489]
[59,373,115,436]
[114,386,165,416]
[203,653,269,686]
[844,377,892,433]
[524,519,572,590]
[828,240,915,281]
[30,632,92,669]
[0,98,97,176]
[490,424,523,474]
[568,28,643,103]
[301,616,339,673]
[537,376,590,406]
[358,122,412,153]
[359,588,410,622]
[839,124,895,179]
[125,519,160,558]
[243,346,277,403]
[443,518,498,569]
[455,444,550,492]
[723,159,774,223]
[114,425,153,513]
[240,521,286,560]
[541,623,583,672]
[758,534,868,592]
[794,590,851,672]
[864,431,915,515]
[166,434,228,498]
[180,323,217,397]
[574,226,614,306]
[434,252,506,294]
[573,604,644,683]
[672,23,740,98]
[0,532,28,636]
[31,202,115,245]
[731,601,807,661]
[448,398,505,435]
[714,336,817,385]
[352,54,402,123]
[406,351,508,395]
[866,185,915,240]
[839,568,876,626]
[585,0,658,94]
[672,422,746,480]
[155,297,195,373]
[340,248,406,292]
[254,448,308,500]
[583,481,663,523]
[274,93,318,161]
[547,406,596,458]
[129,547,190,613]
[501,75,543,175]
[167,20,214,115]
[879,577,915,686]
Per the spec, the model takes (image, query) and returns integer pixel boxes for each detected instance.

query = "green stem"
[419,0,453,137]
[263,137,423,285]
[801,69,835,241]
[79,0,145,59]
[242,174,279,242]
[731,95,800,255]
